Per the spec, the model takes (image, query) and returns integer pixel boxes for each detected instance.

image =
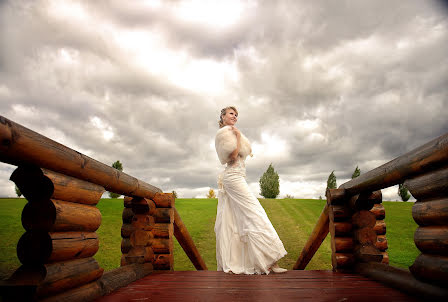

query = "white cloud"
[0,0,446,201]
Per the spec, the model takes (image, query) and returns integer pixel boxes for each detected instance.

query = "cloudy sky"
[1,0,447,200]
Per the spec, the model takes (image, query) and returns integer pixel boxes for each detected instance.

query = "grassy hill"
[0,198,418,280]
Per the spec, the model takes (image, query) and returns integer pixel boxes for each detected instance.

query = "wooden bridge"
[0,115,447,301]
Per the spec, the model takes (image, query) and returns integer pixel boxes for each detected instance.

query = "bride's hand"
[231,126,241,138]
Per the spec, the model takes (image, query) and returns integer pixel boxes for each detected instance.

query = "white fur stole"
[215,126,252,165]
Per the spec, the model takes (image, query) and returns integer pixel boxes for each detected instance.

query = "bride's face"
[223,109,238,126]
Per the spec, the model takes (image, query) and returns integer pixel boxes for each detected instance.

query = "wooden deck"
[96,270,419,302]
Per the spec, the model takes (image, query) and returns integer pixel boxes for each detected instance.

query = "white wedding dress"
[214,156,287,274]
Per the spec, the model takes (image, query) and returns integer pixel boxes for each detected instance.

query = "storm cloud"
[1,0,447,200]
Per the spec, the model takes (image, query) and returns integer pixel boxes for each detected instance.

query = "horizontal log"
[38,258,103,297]
[352,210,376,229]
[331,205,352,221]
[120,254,127,267]
[124,196,156,214]
[152,193,174,208]
[153,254,173,270]
[410,253,448,286]
[334,237,354,252]
[40,263,154,302]
[376,235,388,252]
[404,167,448,199]
[6,257,103,298]
[17,231,99,264]
[335,253,355,268]
[125,246,145,264]
[381,251,389,264]
[125,246,154,264]
[152,223,173,238]
[356,262,448,300]
[39,281,102,302]
[10,166,104,205]
[0,115,162,199]
[121,223,134,238]
[348,191,381,211]
[173,208,207,270]
[153,208,174,223]
[412,198,448,226]
[374,220,387,235]
[130,230,154,247]
[339,132,448,195]
[370,204,385,220]
[326,188,346,204]
[22,199,101,232]
[354,245,383,263]
[132,214,155,231]
[121,238,131,254]
[151,238,171,254]
[294,204,329,270]
[353,228,377,245]
[334,221,352,236]
[414,226,448,254]
[124,196,132,208]
[122,208,134,224]
[98,263,153,295]
[144,247,155,263]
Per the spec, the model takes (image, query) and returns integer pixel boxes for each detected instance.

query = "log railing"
[294,132,448,300]
[0,115,207,302]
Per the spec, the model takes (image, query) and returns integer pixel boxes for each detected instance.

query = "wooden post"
[122,194,174,271]
[350,190,384,264]
[4,166,105,300]
[326,189,355,271]
[368,193,389,264]
[405,167,448,285]
[293,204,329,270]
[173,208,208,270]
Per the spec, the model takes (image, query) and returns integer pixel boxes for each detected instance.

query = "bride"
[214,106,287,274]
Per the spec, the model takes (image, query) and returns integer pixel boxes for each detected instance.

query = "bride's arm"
[228,127,241,162]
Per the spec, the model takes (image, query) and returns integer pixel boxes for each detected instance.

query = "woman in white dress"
[214,106,287,274]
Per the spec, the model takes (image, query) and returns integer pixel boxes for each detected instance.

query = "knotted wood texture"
[406,166,448,285]
[326,189,355,271]
[5,164,105,301]
[368,196,389,264]
[121,194,174,271]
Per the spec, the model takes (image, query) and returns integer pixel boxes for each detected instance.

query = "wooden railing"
[0,115,207,301]
[294,132,448,300]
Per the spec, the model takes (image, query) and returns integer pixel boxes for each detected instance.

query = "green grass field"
[0,198,419,280]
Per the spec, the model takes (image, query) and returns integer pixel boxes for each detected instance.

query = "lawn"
[0,198,418,280]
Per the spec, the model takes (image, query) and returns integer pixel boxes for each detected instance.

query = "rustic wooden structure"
[294,131,448,300]
[0,116,206,301]
[1,115,447,301]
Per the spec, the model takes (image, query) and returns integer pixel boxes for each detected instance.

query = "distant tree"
[206,188,216,198]
[259,163,280,199]
[172,190,178,199]
[398,183,411,202]
[285,194,294,199]
[15,185,22,197]
[326,171,337,190]
[319,196,323,200]
[351,166,361,179]
[109,160,123,198]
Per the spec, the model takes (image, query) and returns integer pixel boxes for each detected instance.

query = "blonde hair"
[218,106,238,128]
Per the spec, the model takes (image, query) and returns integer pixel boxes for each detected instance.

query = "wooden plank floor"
[96,270,419,302]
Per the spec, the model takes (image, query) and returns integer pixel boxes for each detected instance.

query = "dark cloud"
[0,0,447,199]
